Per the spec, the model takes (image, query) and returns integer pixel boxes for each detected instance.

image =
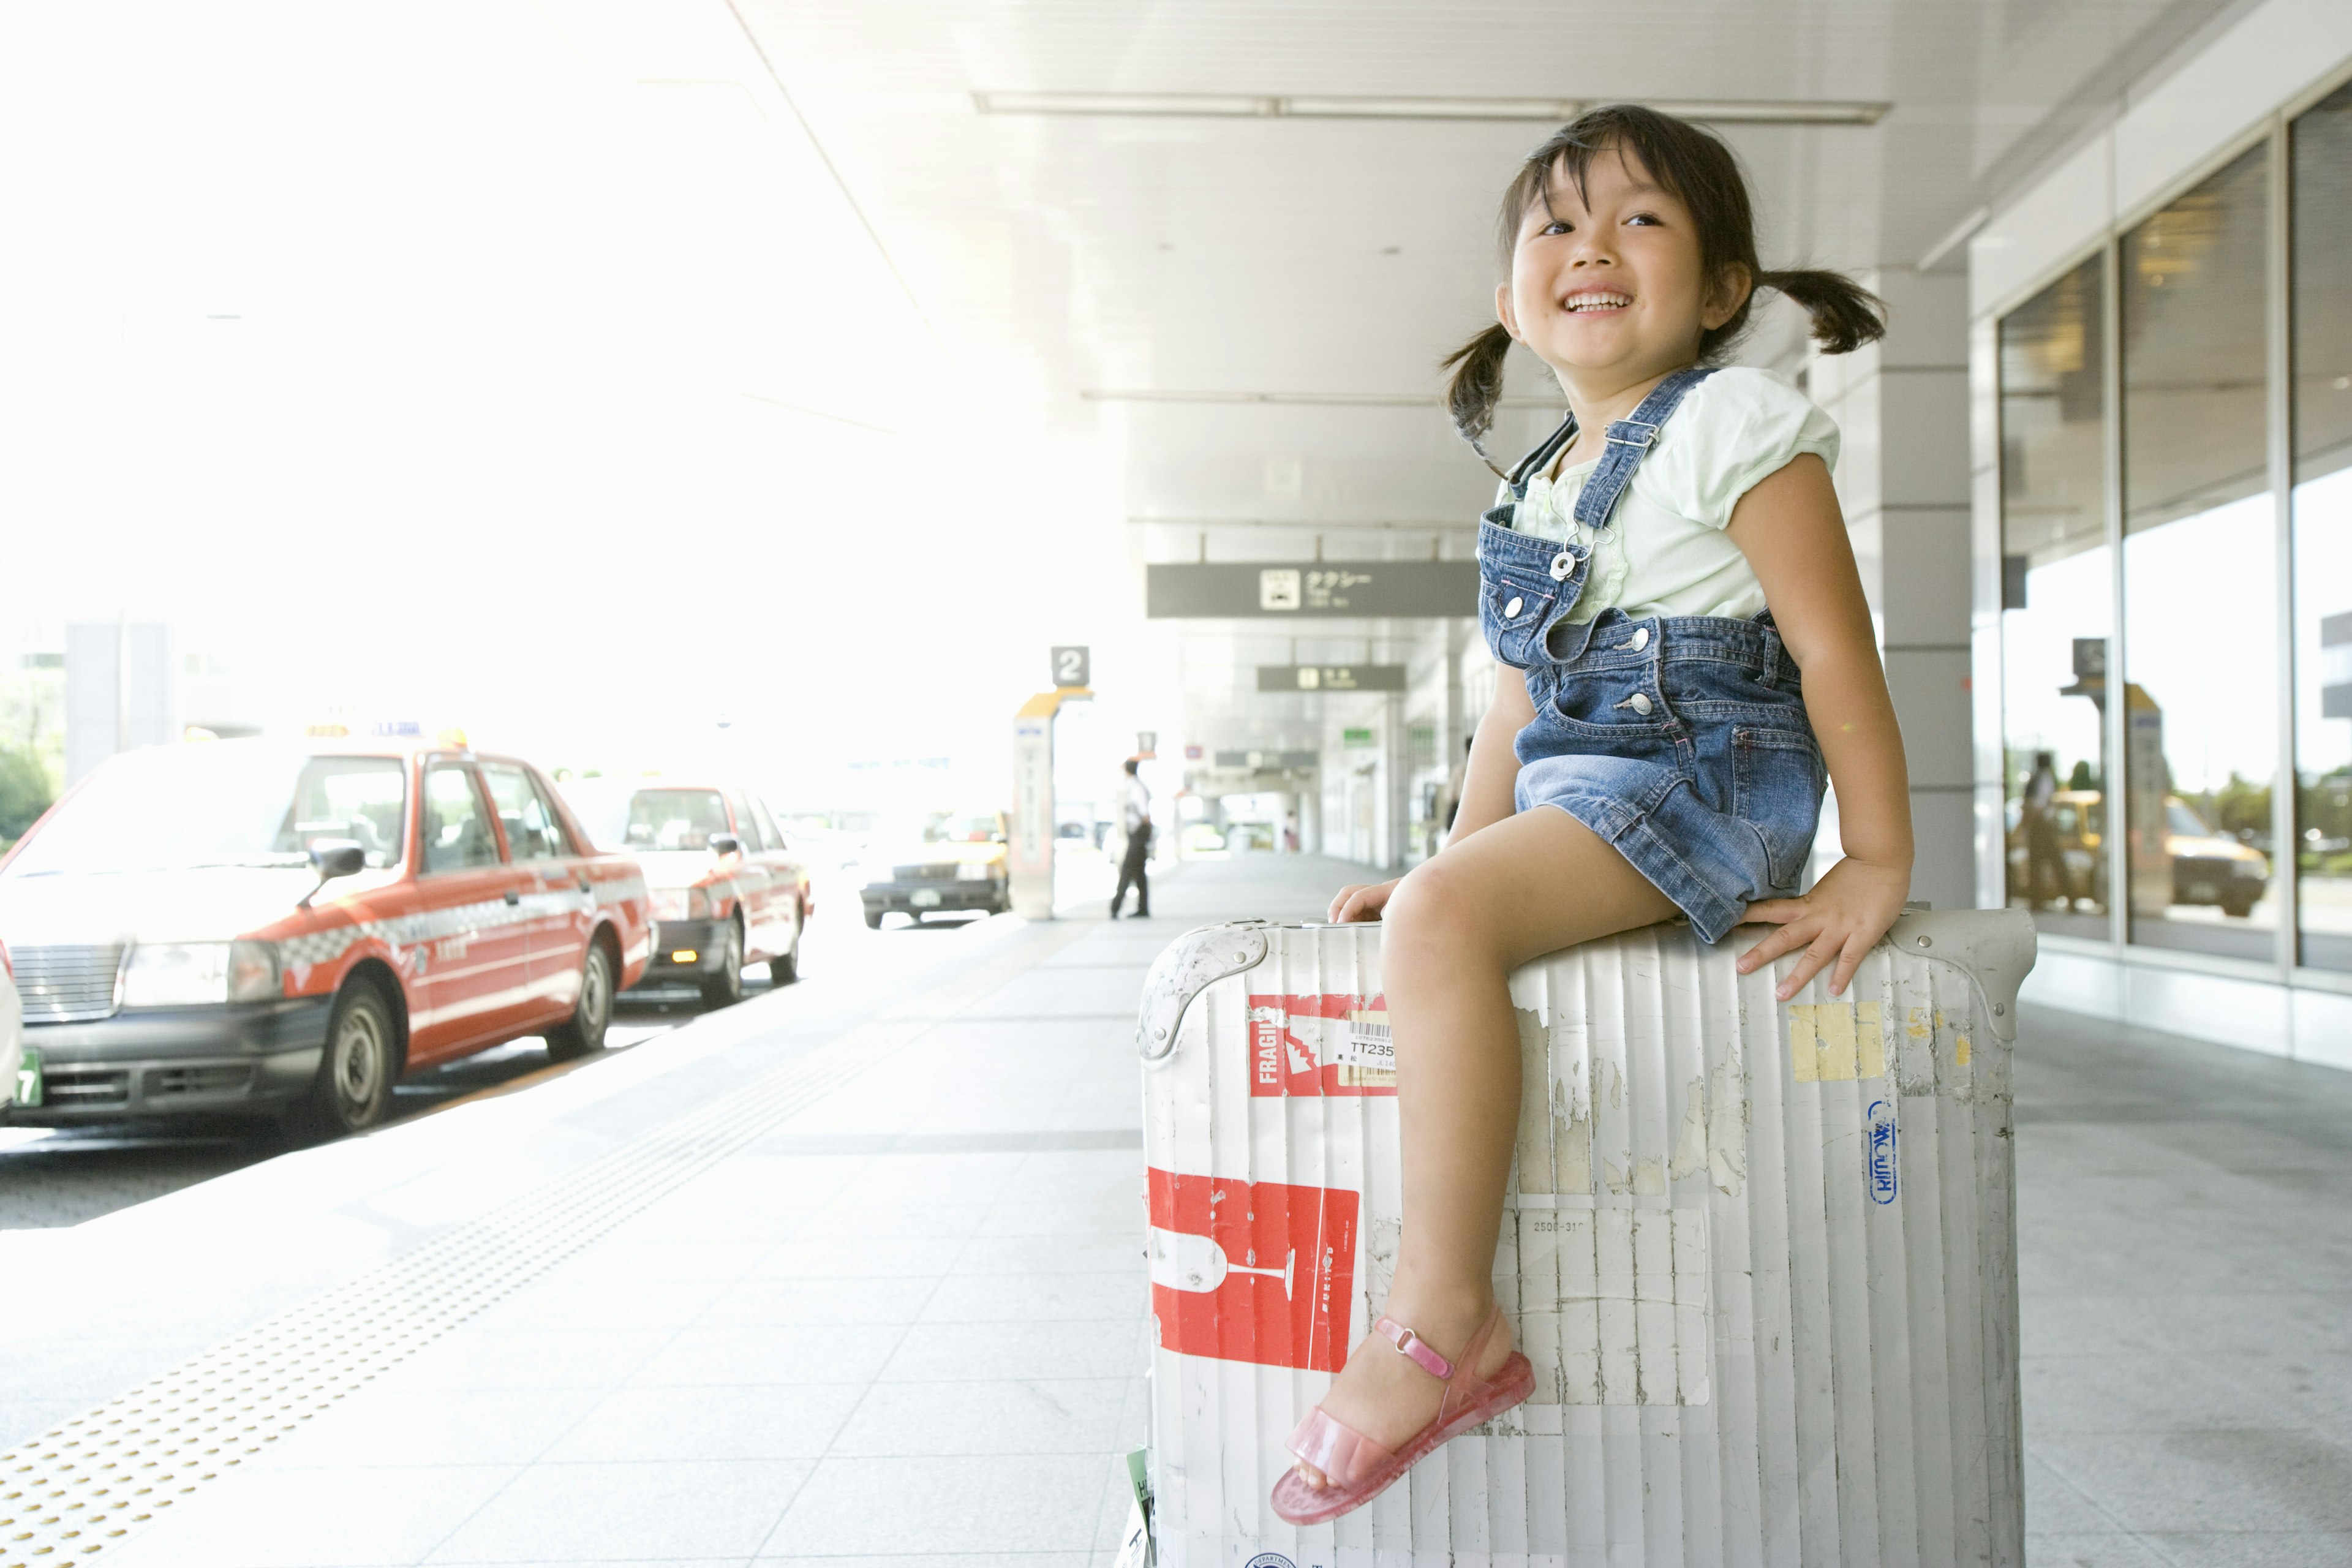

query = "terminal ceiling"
[731,0,2240,758]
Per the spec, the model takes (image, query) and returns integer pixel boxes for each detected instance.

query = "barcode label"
[1333,1012,1393,1072]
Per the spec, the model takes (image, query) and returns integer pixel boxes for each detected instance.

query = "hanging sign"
[1146,562,1477,619]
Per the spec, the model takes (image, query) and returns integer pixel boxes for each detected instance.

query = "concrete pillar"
[1804,272,1975,911]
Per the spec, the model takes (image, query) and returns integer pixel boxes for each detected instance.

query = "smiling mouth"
[1563,292,1632,313]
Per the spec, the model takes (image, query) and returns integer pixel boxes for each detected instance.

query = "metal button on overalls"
[1504,595,1523,617]
[1548,551,1575,582]
[1627,693,1653,715]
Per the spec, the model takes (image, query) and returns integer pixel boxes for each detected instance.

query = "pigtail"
[1441,322,1516,478]
[1757,268,1887,355]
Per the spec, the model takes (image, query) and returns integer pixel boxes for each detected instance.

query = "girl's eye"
[1626,213,1661,227]
[1540,220,1571,236]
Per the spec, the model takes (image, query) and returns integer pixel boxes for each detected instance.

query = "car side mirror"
[299,839,366,908]
[991,831,1007,844]
[710,834,744,857]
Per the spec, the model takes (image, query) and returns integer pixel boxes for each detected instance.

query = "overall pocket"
[1479,575,1559,669]
[1732,725,1826,889]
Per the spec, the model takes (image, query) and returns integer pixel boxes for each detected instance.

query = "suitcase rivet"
[1992,1002,2005,1016]
[1914,935,1932,948]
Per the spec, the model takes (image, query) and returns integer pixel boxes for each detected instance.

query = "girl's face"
[1498,146,1748,386]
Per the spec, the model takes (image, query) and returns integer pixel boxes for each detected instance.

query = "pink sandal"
[1269,1305,1535,1526]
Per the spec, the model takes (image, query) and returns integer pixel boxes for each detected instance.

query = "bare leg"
[1293,805,1675,1485]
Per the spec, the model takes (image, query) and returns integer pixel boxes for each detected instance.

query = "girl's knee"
[1384,861,1499,961]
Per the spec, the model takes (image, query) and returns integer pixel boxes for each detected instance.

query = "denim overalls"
[1477,366,1826,942]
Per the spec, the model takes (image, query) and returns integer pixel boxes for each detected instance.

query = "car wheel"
[701,921,745,1009]
[2222,893,2258,919]
[546,940,614,1061]
[769,918,800,986]
[863,908,884,930]
[298,982,399,1136]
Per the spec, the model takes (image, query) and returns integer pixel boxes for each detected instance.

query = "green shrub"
[0,747,54,842]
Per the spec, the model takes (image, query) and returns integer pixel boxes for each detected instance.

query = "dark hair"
[1442,104,1885,472]
[1124,757,1140,774]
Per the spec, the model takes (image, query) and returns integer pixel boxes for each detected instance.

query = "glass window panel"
[423,764,499,873]
[2293,81,2352,971]
[2000,254,2111,939]
[481,763,565,862]
[2120,143,2278,959]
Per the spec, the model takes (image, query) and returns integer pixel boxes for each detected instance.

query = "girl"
[1272,105,1913,1525]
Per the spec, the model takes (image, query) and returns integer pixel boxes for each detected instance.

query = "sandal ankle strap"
[1374,1315,1455,1380]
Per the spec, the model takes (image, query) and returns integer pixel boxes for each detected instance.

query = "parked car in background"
[0,739,651,1134]
[562,780,810,1006]
[2162,795,2271,918]
[854,809,1009,927]
[2006,790,2269,917]
[2005,787,2105,909]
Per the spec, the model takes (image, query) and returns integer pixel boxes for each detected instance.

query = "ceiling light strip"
[975,91,1887,127]
[1081,390,1562,408]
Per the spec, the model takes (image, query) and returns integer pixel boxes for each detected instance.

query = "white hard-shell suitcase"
[1135,911,2035,1567]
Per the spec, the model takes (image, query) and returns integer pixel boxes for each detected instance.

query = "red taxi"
[0,739,651,1134]
[563,780,810,1008]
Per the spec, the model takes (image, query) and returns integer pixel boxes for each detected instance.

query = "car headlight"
[956,861,994,881]
[650,888,714,921]
[123,940,280,1006]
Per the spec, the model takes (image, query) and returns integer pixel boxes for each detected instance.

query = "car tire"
[863,908,884,930]
[546,939,614,1061]
[296,981,399,1137]
[769,918,800,986]
[2222,892,2258,919]
[701,921,745,1009]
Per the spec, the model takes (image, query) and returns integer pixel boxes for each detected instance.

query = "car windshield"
[927,813,999,843]
[2167,800,2215,838]
[1,744,407,877]
[569,787,731,851]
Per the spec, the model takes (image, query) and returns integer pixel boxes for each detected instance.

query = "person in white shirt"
[1110,758,1152,919]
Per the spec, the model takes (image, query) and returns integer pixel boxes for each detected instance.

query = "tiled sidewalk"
[88,854,1338,1568]
[23,856,2352,1566]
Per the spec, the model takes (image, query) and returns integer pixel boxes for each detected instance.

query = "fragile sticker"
[1147,1169,1360,1372]
[1246,993,1395,1096]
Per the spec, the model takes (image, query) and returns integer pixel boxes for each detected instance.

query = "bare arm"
[1725,453,1914,996]
[1329,663,1532,921]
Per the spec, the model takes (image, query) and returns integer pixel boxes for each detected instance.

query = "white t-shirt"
[1123,775,1151,834]
[1497,367,1839,625]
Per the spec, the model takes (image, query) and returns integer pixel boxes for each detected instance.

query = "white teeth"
[1566,293,1630,312]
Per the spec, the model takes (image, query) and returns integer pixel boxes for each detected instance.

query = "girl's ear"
[1495,282,1521,342]
[1702,263,1754,332]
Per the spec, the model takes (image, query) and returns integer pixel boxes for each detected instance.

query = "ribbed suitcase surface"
[1136,911,2034,1568]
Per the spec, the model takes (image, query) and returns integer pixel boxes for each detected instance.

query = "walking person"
[1110,757,1152,919]
[1272,105,1912,1524]
[2021,750,2064,909]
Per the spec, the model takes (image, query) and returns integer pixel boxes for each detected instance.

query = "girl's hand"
[1737,858,1911,1000]
[1328,878,1403,923]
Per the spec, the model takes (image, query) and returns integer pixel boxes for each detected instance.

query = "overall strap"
[1505,411,1578,500]
[1570,364,1721,529]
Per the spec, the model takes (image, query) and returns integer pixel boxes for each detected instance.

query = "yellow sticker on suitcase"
[1787,1000,1888,1082]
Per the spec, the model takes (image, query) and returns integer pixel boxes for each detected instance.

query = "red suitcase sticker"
[1247,992,1395,1096]
[1148,1169,1360,1372]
